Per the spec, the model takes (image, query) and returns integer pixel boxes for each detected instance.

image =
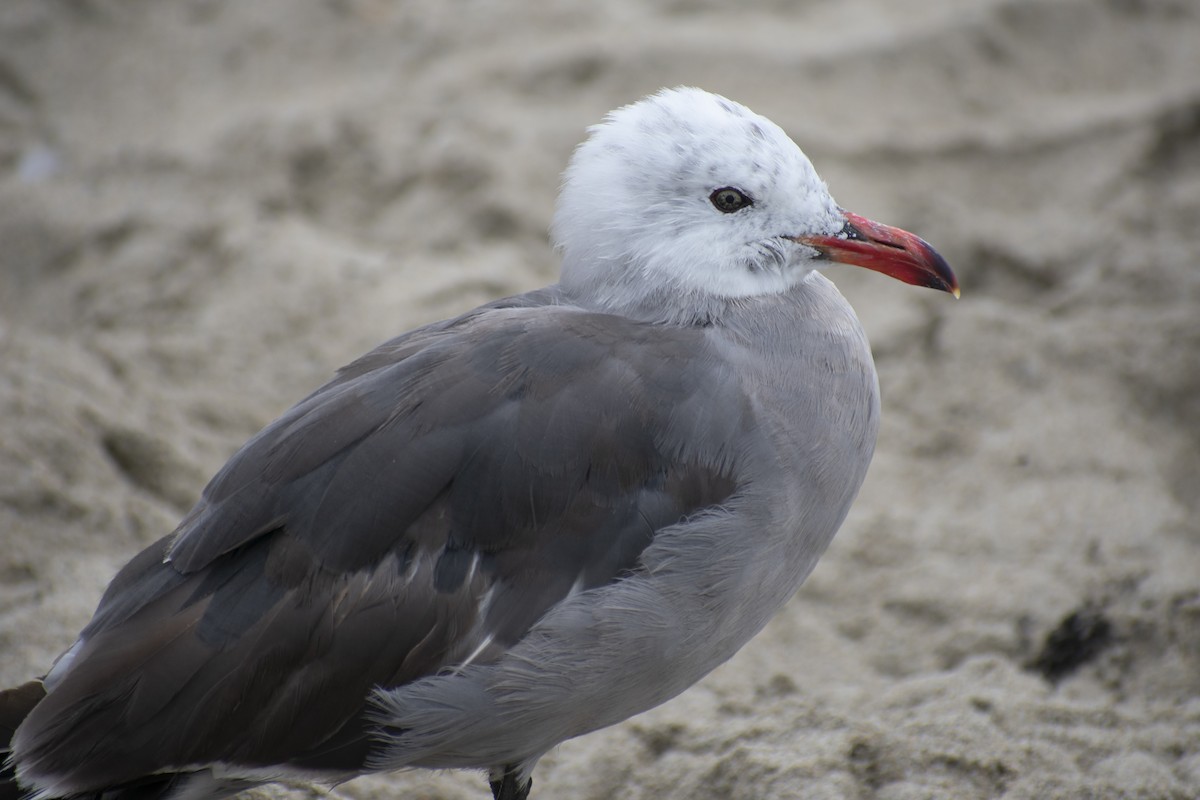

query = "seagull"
[0,87,957,800]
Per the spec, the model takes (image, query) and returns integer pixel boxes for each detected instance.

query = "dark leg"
[489,765,532,800]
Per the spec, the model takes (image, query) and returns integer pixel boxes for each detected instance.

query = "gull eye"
[710,187,753,213]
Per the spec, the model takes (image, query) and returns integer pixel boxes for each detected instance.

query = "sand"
[1,0,1198,798]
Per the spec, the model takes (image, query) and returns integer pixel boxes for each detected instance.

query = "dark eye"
[710,187,753,213]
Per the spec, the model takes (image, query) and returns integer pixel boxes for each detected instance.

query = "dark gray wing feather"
[14,300,749,791]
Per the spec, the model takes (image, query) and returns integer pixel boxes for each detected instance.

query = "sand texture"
[1,1,1198,798]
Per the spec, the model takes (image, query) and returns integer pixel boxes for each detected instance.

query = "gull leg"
[489,765,532,800]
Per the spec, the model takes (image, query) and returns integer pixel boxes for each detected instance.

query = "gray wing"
[14,300,750,790]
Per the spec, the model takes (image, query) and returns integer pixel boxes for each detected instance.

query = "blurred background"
[1,1,1198,797]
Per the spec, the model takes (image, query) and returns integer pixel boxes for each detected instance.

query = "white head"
[551,87,957,322]
[552,87,843,318]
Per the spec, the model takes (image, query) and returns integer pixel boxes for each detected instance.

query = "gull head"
[552,87,957,321]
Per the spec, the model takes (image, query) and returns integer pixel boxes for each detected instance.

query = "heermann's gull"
[0,87,957,800]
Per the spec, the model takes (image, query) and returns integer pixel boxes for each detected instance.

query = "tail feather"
[2,680,261,800]
[1,680,47,800]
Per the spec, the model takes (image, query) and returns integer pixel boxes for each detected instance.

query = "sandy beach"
[1,1,1198,797]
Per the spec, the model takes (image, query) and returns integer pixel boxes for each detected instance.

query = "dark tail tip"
[1,680,48,800]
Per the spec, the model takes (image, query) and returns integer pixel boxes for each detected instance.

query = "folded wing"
[14,300,752,791]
